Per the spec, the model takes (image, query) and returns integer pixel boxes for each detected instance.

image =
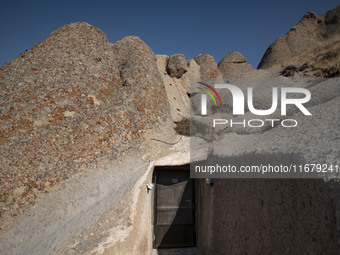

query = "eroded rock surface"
[218,51,254,78]
[258,6,340,71]
[166,54,188,78]
[194,54,222,79]
[0,22,170,230]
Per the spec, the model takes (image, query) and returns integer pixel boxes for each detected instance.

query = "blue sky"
[0,0,338,68]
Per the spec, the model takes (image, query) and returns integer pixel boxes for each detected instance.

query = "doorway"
[153,165,196,248]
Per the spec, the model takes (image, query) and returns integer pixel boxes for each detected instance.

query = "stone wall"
[198,179,338,254]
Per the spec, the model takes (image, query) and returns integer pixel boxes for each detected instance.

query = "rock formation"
[258,5,340,76]
[218,51,254,77]
[166,54,188,78]
[0,22,170,231]
[194,54,222,79]
[156,55,199,122]
[0,5,340,255]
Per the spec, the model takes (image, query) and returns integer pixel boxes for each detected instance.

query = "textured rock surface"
[157,55,200,122]
[194,54,222,79]
[0,22,170,230]
[0,7,339,254]
[0,157,151,255]
[166,54,188,78]
[218,51,254,77]
[199,179,338,255]
[258,6,340,70]
[220,51,246,63]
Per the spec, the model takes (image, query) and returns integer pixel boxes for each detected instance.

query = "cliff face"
[0,22,170,230]
[258,5,340,76]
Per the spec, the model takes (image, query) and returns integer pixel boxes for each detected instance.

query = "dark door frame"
[152,164,197,249]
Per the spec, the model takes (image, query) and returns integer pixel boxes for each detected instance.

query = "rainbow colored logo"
[197,82,222,106]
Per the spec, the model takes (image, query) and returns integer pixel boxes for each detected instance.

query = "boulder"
[218,51,254,77]
[220,51,247,63]
[166,54,188,78]
[194,54,222,79]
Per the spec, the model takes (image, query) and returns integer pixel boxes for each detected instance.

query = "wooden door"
[154,167,195,248]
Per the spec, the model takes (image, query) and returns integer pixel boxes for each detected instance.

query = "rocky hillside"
[258,5,340,77]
